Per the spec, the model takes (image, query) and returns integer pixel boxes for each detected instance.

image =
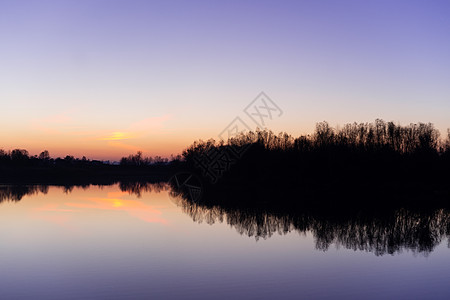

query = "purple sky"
[1,0,449,159]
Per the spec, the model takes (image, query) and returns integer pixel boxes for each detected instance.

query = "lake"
[0,184,449,299]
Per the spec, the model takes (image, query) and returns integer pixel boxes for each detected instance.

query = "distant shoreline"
[2,120,450,207]
[0,164,177,186]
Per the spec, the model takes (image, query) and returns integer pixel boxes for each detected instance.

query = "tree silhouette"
[39,150,50,161]
[180,119,450,205]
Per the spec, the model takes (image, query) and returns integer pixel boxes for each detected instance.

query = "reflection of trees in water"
[311,209,450,256]
[0,185,49,202]
[3,183,449,256]
[172,195,450,256]
[0,182,168,202]
[119,181,168,197]
[171,196,296,240]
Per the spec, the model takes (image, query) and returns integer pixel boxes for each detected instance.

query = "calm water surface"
[0,184,449,299]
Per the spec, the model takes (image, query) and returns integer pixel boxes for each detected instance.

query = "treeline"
[0,149,182,167]
[184,119,450,159]
[119,151,181,166]
[2,119,450,196]
[0,149,105,167]
[181,119,450,203]
[0,149,179,184]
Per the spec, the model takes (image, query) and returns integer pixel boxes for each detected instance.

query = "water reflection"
[0,183,170,226]
[118,181,167,197]
[64,190,168,224]
[2,183,450,256]
[0,182,167,203]
[0,184,50,202]
[171,191,450,256]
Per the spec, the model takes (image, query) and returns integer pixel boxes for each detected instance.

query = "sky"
[1,0,449,160]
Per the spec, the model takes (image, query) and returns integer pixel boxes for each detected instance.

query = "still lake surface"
[0,184,449,299]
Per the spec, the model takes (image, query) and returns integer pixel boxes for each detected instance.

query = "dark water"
[0,184,449,299]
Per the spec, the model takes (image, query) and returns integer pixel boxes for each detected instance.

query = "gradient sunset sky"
[1,0,449,160]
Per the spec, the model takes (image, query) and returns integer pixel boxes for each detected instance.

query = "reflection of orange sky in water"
[33,188,168,226]
[65,191,167,224]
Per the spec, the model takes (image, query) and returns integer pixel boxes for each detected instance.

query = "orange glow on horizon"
[0,112,215,160]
